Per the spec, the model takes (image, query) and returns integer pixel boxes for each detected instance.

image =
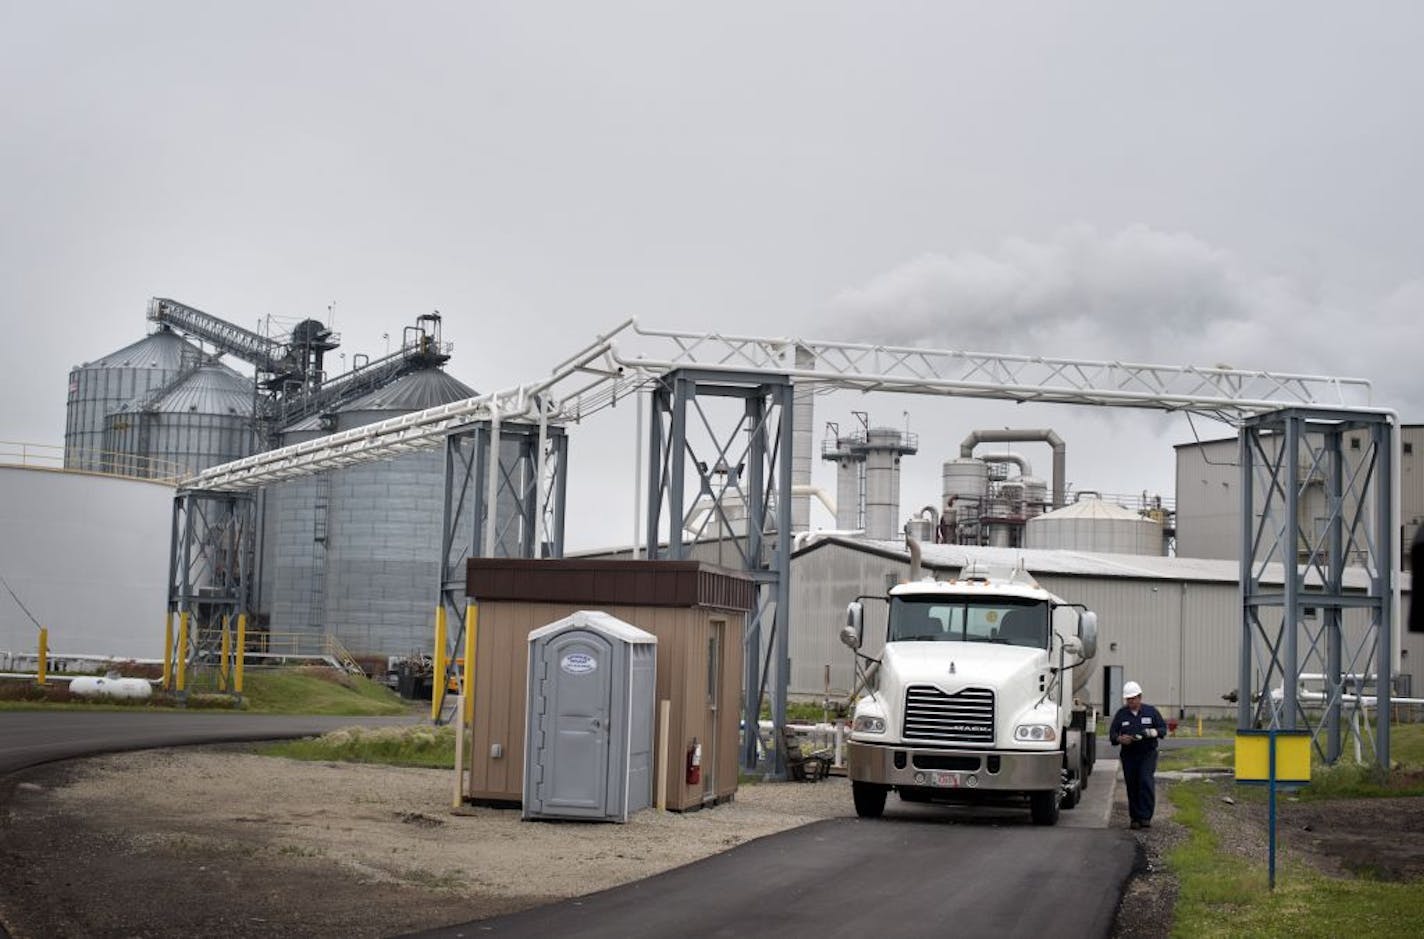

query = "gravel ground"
[0,746,855,938]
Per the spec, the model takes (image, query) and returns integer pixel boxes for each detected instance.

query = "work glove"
[1145,727,1158,739]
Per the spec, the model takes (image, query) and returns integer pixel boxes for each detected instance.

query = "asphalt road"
[0,710,417,775]
[410,814,1136,939]
[1,713,1147,939]
[412,748,1135,939]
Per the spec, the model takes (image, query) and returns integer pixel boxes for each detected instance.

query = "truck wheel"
[853,782,888,818]
[1061,776,1081,810]
[1029,790,1060,826]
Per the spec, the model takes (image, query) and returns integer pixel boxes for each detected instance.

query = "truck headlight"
[1013,723,1057,742]
[853,715,886,734]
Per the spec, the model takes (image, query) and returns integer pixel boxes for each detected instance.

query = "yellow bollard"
[1198,715,1204,738]
[176,611,190,693]
[162,612,174,690]
[235,613,247,694]
[431,605,447,721]
[36,627,48,686]
[463,603,478,726]
[220,615,232,692]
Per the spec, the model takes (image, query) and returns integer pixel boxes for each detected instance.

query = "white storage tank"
[942,458,989,506]
[1025,495,1165,556]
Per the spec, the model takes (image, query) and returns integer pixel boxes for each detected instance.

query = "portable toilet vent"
[523,610,658,823]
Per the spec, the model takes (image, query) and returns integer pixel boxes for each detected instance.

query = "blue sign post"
[1235,728,1311,889]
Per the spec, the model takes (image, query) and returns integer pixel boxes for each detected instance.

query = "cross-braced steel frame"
[643,369,795,776]
[165,489,257,693]
[1238,408,1394,767]
[435,415,569,718]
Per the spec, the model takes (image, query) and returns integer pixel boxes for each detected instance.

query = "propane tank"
[686,738,702,785]
[69,674,153,700]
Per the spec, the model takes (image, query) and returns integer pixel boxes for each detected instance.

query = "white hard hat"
[1122,681,1143,699]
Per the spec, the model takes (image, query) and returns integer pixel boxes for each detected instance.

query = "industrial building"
[1175,426,1423,567]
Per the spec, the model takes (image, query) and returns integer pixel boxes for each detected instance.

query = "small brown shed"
[460,558,753,812]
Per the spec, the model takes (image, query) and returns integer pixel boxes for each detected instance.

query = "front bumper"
[847,741,1061,791]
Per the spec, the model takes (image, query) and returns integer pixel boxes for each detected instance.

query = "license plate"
[931,771,961,788]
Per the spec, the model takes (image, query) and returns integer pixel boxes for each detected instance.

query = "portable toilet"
[523,611,658,823]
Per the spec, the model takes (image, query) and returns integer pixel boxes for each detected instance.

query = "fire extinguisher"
[686,738,702,786]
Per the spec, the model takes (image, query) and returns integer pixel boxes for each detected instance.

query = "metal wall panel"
[0,466,170,658]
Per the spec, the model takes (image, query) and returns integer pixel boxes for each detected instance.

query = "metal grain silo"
[101,362,256,479]
[65,327,205,472]
[1025,495,1165,556]
[260,368,480,657]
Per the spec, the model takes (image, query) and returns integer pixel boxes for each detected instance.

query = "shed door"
[538,630,613,815]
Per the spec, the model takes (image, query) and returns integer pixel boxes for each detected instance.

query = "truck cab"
[841,563,1098,825]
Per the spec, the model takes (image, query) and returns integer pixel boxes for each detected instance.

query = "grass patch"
[261,724,455,768]
[237,668,408,716]
[1167,779,1424,938]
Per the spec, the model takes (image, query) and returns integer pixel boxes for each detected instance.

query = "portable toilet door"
[523,610,657,822]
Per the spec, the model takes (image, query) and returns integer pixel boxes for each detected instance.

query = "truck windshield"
[887,597,1050,649]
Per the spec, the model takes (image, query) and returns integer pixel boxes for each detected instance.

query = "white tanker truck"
[840,544,1099,826]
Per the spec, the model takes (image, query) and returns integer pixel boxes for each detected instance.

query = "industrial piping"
[961,429,1065,509]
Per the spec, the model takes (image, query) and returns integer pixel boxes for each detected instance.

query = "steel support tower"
[642,369,795,777]
[436,415,569,717]
[1238,408,1394,766]
[165,489,258,692]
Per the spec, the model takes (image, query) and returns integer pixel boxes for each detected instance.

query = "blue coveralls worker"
[1110,681,1169,829]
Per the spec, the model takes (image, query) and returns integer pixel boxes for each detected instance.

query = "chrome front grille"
[903,685,995,745]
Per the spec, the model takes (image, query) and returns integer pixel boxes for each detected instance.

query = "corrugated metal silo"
[101,362,255,478]
[1025,496,1164,556]
[65,328,205,472]
[261,368,483,656]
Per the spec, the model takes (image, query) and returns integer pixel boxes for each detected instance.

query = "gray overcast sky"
[3,2,1422,548]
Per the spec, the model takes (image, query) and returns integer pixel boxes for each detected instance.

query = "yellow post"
[235,613,247,694]
[176,611,190,693]
[220,615,232,692]
[162,612,174,690]
[463,603,478,726]
[1197,715,1204,737]
[36,627,48,686]
[430,605,447,721]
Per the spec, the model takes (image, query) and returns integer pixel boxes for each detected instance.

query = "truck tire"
[1029,789,1060,826]
[853,781,888,818]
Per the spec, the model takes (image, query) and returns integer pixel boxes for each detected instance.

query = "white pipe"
[792,483,836,519]
[483,407,501,557]
[633,392,643,560]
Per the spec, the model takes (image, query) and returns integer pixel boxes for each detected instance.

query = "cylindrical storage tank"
[904,517,935,543]
[101,362,255,478]
[65,328,204,472]
[69,675,153,699]
[833,455,861,530]
[862,427,906,541]
[987,522,1013,548]
[1025,496,1165,556]
[1022,476,1048,518]
[942,458,989,509]
[263,368,480,658]
[791,346,815,532]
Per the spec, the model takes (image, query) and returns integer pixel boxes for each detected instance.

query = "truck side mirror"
[841,601,864,650]
[1078,611,1098,660]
